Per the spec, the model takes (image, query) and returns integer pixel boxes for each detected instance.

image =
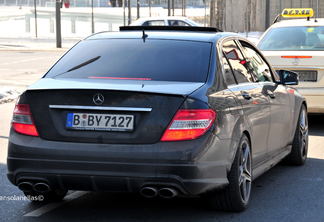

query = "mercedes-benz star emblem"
[93,93,104,105]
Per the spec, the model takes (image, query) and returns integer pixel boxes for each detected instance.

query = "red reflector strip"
[161,128,207,141]
[88,76,152,81]
[161,109,216,141]
[281,56,312,59]
[12,123,39,137]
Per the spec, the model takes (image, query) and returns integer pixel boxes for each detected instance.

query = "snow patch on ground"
[0,88,20,104]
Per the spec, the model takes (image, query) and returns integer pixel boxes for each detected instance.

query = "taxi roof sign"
[281,8,314,18]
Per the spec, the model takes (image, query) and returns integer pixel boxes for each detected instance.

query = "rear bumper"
[7,131,230,195]
[296,88,324,113]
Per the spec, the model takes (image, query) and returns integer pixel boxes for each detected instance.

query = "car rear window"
[45,39,211,82]
[258,26,324,51]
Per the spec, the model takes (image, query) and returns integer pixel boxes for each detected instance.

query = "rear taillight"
[12,104,39,137]
[161,109,216,141]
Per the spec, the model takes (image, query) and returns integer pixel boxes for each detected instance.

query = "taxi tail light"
[161,109,216,141]
[12,104,39,137]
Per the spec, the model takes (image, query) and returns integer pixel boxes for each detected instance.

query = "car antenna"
[273,14,281,24]
[142,30,148,42]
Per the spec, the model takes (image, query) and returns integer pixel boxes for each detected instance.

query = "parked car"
[130,16,201,26]
[7,26,308,212]
[258,8,324,113]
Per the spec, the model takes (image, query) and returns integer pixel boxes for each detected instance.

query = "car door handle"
[241,91,252,100]
[266,90,276,99]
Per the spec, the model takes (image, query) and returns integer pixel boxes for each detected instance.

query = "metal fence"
[0,0,209,40]
[0,0,206,7]
[0,0,107,7]
[2,0,323,36]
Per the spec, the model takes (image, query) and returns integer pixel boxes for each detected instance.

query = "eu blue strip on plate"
[66,113,73,127]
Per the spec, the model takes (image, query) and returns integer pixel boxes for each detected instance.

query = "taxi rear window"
[258,26,324,51]
[45,39,211,83]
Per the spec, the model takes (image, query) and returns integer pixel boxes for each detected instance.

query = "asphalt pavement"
[0,50,323,222]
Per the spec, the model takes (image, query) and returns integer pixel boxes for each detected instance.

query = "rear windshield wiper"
[52,56,101,78]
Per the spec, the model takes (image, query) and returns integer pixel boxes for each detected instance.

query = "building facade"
[213,0,324,32]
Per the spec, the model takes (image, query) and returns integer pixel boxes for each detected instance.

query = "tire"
[285,105,308,166]
[23,189,68,203]
[206,135,252,212]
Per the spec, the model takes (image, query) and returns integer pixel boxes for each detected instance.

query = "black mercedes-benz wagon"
[7,26,308,211]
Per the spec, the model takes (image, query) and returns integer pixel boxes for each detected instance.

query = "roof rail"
[119,26,223,32]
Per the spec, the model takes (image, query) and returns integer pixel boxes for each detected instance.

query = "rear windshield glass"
[258,26,324,51]
[45,39,211,82]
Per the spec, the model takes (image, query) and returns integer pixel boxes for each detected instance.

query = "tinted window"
[45,39,211,82]
[168,20,190,26]
[259,26,324,51]
[222,40,254,83]
[143,20,165,26]
[240,42,272,82]
[221,54,237,86]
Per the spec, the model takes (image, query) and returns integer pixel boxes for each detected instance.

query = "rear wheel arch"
[238,131,252,162]
[228,130,252,173]
[207,133,252,211]
[242,131,251,151]
[284,104,308,165]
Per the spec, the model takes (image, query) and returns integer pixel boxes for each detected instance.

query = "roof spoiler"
[119,26,223,32]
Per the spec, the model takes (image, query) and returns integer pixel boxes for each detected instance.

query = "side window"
[222,40,254,83]
[222,54,237,86]
[239,41,273,82]
[144,20,165,26]
[168,20,190,26]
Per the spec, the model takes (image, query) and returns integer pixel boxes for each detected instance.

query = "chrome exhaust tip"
[158,188,178,199]
[18,181,34,192]
[140,186,158,198]
[33,182,51,193]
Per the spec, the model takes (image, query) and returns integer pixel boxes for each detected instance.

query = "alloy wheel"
[238,141,252,203]
[299,108,308,159]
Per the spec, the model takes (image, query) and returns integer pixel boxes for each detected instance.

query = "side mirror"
[277,70,299,85]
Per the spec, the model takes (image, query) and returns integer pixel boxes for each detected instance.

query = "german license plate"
[66,113,134,131]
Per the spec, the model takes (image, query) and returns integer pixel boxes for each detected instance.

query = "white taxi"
[258,8,324,113]
[130,16,201,27]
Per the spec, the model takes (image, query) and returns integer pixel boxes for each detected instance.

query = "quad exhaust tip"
[140,186,178,199]
[140,186,158,198]
[18,182,33,192]
[158,188,178,199]
[18,181,51,193]
[33,183,51,193]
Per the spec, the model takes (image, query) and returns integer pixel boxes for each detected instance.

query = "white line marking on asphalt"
[24,191,88,217]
